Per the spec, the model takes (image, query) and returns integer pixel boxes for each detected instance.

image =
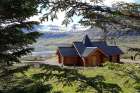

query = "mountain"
[26,24,89,32]
[23,24,140,37]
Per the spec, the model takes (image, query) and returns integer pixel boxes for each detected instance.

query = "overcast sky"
[30,0,138,27]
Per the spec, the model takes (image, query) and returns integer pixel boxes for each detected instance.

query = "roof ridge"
[86,47,97,48]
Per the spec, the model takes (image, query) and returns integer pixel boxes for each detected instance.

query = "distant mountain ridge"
[25,24,140,39]
[31,24,89,32]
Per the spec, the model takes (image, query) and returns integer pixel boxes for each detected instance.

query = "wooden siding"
[85,49,107,66]
[57,49,121,67]
[112,55,120,62]
[63,56,81,66]
[57,50,83,66]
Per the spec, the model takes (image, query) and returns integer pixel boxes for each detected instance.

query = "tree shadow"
[32,64,122,93]
[0,64,122,93]
[105,63,140,93]
[7,82,52,93]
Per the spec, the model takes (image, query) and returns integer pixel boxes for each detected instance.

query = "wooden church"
[56,35,123,66]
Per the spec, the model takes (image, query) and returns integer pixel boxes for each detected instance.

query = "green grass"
[2,62,139,93]
[81,67,135,93]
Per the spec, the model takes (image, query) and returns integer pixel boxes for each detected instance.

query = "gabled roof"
[109,46,123,55]
[73,41,123,57]
[82,47,97,57]
[58,35,123,57]
[73,42,85,55]
[98,46,123,56]
[58,47,78,56]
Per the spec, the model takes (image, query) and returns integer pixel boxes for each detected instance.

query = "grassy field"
[1,62,140,93]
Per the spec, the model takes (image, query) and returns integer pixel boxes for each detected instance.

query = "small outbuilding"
[56,35,123,66]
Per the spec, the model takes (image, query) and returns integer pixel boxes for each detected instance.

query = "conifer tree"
[0,0,41,65]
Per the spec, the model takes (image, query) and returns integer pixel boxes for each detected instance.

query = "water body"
[32,51,55,56]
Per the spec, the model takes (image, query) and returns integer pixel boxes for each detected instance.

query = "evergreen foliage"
[1,63,140,93]
[0,0,41,65]
[40,0,139,26]
[40,0,140,40]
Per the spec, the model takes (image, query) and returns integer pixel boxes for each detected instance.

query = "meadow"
[1,62,140,93]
